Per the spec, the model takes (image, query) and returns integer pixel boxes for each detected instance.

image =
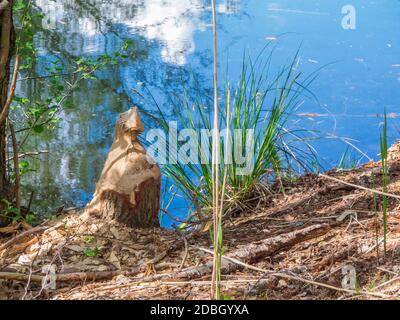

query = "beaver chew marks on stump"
[84,107,161,228]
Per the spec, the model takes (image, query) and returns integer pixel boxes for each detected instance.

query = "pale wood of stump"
[85,107,160,228]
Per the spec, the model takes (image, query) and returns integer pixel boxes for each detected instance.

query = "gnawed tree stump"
[84,107,160,228]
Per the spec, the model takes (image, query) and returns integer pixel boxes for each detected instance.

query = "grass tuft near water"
[147,51,318,225]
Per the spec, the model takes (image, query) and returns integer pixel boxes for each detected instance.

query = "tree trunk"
[84,107,161,228]
[0,0,14,203]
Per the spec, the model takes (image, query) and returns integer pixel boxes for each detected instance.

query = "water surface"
[18,0,400,226]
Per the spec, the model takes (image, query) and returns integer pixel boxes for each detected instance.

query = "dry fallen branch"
[176,224,330,279]
[198,247,392,299]
[0,223,20,235]
[0,225,49,252]
[0,272,43,283]
[0,269,142,284]
[374,276,400,291]
[0,271,113,284]
[319,173,400,200]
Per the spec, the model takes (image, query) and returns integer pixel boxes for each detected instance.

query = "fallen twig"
[374,276,400,291]
[0,268,145,285]
[175,224,330,279]
[199,248,392,299]
[319,173,400,200]
[0,225,49,252]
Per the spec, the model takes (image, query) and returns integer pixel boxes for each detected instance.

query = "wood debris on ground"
[1,147,400,300]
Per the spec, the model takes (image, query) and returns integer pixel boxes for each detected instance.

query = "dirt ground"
[1,145,400,300]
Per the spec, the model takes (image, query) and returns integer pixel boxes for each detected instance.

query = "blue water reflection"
[20,0,400,227]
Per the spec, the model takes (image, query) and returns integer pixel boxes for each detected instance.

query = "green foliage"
[24,212,36,225]
[13,0,26,11]
[18,160,33,175]
[1,199,22,223]
[337,147,358,171]
[0,199,36,225]
[13,0,38,68]
[84,247,99,257]
[5,1,133,220]
[12,48,131,144]
[151,52,317,222]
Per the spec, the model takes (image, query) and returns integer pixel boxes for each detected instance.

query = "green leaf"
[84,248,98,257]
[13,0,26,11]
[19,160,29,169]
[33,124,45,134]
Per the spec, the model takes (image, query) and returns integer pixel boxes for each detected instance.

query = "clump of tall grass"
[147,51,317,225]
